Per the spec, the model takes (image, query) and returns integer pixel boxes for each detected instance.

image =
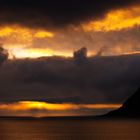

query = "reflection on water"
[0,119,140,140]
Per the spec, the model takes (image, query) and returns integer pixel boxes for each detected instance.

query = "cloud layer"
[0,54,140,104]
[0,0,139,29]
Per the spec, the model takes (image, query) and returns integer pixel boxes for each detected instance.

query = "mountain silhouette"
[106,87,140,118]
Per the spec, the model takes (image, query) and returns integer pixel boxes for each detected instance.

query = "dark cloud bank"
[0,0,139,29]
[0,48,140,104]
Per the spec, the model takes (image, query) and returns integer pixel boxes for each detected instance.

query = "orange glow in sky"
[34,31,54,38]
[0,26,54,38]
[0,101,121,111]
[7,47,73,59]
[0,6,140,58]
[9,47,54,58]
[82,6,140,31]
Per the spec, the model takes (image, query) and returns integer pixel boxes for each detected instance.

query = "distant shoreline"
[0,115,140,121]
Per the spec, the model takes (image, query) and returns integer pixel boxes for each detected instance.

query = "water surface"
[0,119,140,140]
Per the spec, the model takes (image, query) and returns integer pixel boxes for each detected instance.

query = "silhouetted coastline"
[105,87,140,118]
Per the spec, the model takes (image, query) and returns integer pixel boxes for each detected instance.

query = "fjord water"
[0,119,140,140]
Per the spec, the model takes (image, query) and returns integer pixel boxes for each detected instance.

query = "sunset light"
[0,1,140,139]
[1,6,140,59]
[83,6,140,31]
[0,101,121,111]
[0,0,140,119]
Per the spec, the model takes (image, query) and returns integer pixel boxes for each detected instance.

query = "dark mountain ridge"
[106,87,140,118]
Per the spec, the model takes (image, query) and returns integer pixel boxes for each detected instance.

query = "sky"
[0,0,140,117]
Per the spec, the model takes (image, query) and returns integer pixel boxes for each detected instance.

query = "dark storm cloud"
[0,54,140,104]
[0,0,139,28]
